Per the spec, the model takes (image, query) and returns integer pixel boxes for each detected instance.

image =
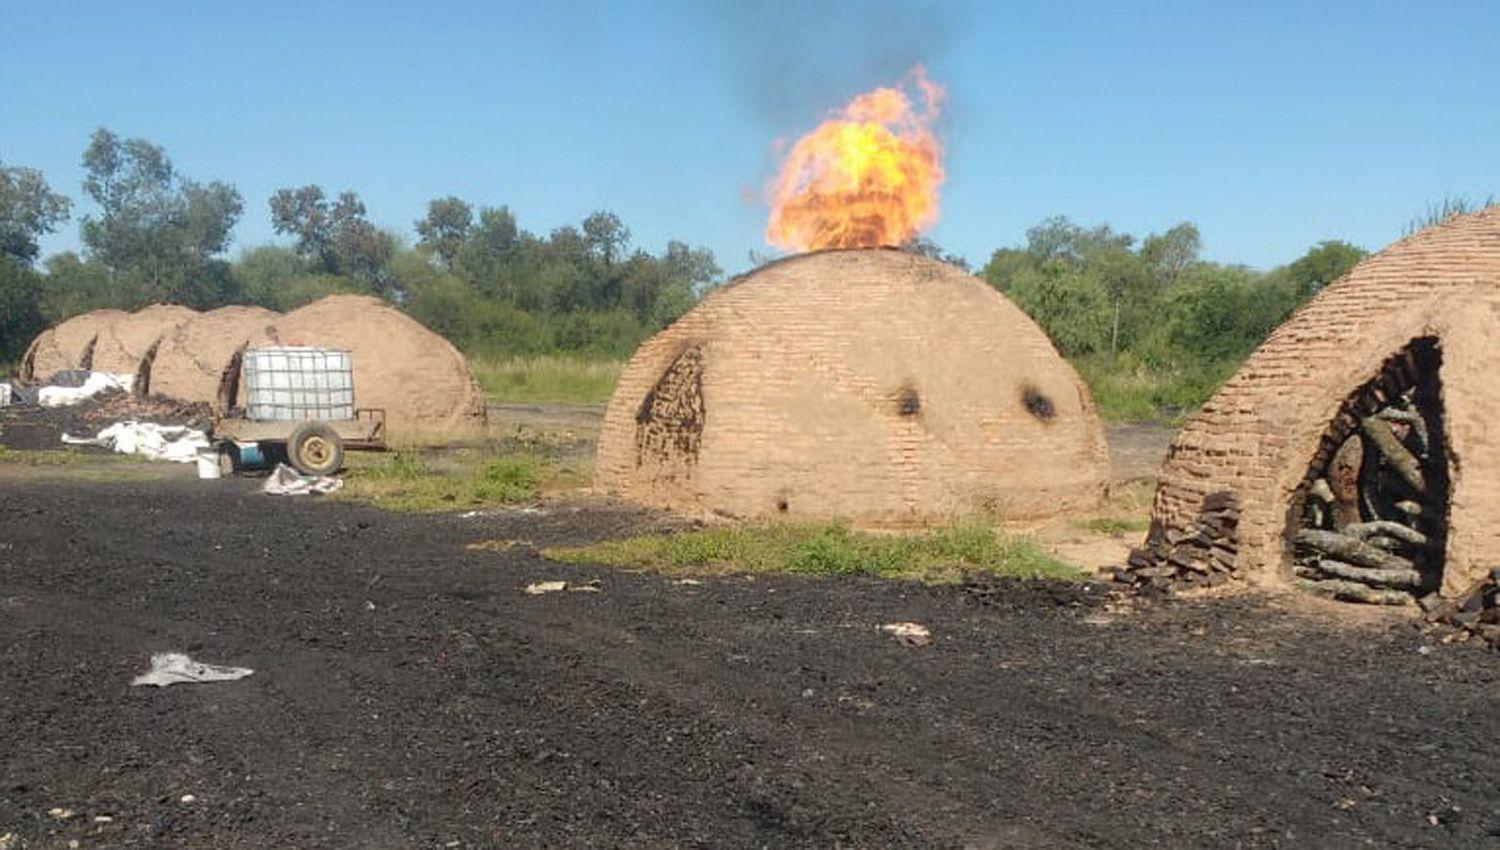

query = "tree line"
[3,127,1448,416]
[0,129,721,363]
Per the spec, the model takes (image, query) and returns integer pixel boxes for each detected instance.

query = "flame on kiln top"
[764,66,945,252]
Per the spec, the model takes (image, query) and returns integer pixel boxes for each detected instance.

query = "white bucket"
[196,449,223,480]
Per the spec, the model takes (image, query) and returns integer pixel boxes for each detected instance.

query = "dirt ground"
[2,458,1498,848]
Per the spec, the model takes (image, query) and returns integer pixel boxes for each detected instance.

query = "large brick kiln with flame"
[1129,207,1500,612]
[595,248,1108,524]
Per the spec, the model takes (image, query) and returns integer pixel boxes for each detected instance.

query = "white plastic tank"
[242,347,355,421]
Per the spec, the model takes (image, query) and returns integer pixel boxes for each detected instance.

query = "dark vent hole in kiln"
[1021,385,1055,421]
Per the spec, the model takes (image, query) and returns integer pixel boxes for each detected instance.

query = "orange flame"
[765,66,945,252]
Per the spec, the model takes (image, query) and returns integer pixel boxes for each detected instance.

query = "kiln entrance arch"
[1288,337,1450,604]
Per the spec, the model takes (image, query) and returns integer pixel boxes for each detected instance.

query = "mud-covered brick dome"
[20,308,130,381]
[1147,206,1500,598]
[145,305,280,410]
[268,295,487,435]
[596,248,1109,524]
[87,304,200,377]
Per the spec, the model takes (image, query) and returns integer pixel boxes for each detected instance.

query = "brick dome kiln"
[1137,207,1500,603]
[596,249,1109,524]
[20,309,129,381]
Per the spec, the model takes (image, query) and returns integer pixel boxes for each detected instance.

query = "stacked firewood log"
[1422,569,1500,648]
[1114,491,1240,591]
[1293,343,1447,605]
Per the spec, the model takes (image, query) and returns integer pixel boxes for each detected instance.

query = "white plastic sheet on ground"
[880,622,933,647]
[262,462,343,496]
[61,421,210,463]
[37,372,134,407]
[131,652,254,687]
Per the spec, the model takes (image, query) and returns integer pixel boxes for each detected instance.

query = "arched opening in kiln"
[634,345,705,472]
[79,334,98,372]
[134,338,162,398]
[218,346,246,413]
[1289,337,1450,604]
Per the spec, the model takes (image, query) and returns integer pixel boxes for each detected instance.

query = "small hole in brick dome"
[1021,385,1055,421]
[897,386,921,416]
[776,498,790,513]
[1290,337,1450,605]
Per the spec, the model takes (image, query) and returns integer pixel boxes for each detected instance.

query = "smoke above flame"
[764,66,945,252]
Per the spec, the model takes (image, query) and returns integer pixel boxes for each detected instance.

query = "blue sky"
[3,0,1496,276]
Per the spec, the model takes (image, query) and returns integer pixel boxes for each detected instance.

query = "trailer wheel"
[288,422,344,476]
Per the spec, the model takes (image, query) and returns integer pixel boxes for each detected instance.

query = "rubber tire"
[288,422,344,476]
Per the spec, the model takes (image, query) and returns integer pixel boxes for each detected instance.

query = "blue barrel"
[233,442,269,470]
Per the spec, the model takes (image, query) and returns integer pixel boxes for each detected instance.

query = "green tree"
[38,252,116,317]
[0,160,71,265]
[0,261,46,363]
[229,245,359,312]
[1139,222,1200,285]
[1282,240,1366,298]
[581,211,630,266]
[902,236,970,270]
[415,196,473,268]
[78,128,243,307]
[270,185,394,290]
[453,206,520,300]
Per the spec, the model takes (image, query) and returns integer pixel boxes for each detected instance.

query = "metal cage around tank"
[242,347,355,422]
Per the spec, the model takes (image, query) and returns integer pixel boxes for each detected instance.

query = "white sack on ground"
[262,462,343,495]
[61,420,210,463]
[38,372,134,407]
[131,652,253,687]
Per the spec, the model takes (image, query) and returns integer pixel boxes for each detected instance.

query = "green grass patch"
[339,448,562,511]
[1073,353,1237,423]
[471,355,622,405]
[1077,516,1151,535]
[0,446,149,466]
[543,521,1082,583]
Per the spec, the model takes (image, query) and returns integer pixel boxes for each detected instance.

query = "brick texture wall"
[1150,207,1500,596]
[596,249,1109,524]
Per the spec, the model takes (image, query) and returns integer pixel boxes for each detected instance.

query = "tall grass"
[544,521,1081,583]
[471,355,622,405]
[1074,353,1236,423]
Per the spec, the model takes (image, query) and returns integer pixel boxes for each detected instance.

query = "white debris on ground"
[61,421,210,463]
[261,463,343,496]
[524,579,601,595]
[131,652,253,687]
[880,622,933,647]
[37,372,134,407]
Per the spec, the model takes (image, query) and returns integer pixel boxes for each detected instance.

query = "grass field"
[466,352,1219,423]
[471,355,622,405]
[544,522,1081,583]
[338,446,586,511]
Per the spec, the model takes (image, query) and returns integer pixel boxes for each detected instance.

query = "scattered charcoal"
[1422,570,1500,650]
[0,389,211,451]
